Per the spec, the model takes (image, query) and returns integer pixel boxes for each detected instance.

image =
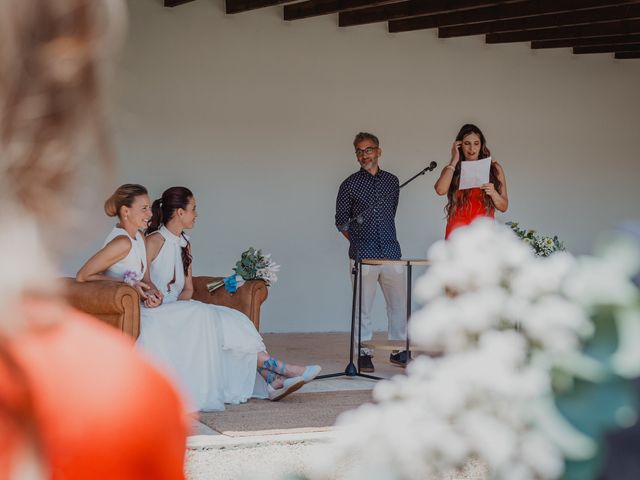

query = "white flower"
[519,295,592,352]
[595,232,640,278]
[459,410,517,469]
[511,253,575,300]
[520,430,565,479]
[563,255,638,309]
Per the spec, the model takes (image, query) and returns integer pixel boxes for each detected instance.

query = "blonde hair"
[104,184,148,218]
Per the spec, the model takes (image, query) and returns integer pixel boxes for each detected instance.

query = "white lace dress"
[104,226,268,412]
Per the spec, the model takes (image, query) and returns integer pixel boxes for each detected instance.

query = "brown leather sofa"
[63,276,268,338]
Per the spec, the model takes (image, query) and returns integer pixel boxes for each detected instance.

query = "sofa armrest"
[61,278,141,339]
[191,276,268,331]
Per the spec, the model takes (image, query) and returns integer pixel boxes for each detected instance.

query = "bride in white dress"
[77,184,321,411]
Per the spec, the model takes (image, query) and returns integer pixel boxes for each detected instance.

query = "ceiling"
[164,0,640,60]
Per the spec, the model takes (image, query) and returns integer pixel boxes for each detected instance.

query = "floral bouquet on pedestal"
[206,247,280,293]
[507,220,565,257]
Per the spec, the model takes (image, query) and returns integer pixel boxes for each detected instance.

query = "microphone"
[416,161,437,176]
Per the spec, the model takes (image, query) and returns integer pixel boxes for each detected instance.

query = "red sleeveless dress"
[445,188,495,239]
[0,299,188,479]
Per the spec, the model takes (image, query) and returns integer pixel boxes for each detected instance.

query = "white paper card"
[459,157,491,190]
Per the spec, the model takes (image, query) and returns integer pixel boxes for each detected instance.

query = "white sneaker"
[267,376,304,401]
[302,365,322,383]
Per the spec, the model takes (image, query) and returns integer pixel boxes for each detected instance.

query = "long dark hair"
[147,186,193,276]
[445,124,502,219]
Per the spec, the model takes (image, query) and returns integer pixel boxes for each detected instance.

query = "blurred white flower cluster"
[313,331,561,480]
[411,220,592,355]
[310,219,640,480]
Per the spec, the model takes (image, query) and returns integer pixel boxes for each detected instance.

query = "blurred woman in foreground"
[0,0,187,478]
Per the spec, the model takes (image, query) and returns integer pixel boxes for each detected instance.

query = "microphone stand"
[318,162,437,381]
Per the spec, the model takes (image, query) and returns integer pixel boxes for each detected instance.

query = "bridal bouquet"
[206,247,280,293]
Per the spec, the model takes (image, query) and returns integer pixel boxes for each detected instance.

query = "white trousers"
[349,260,407,352]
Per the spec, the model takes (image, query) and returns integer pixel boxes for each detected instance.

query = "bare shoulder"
[145,231,165,260]
[492,161,506,176]
[145,231,165,248]
[105,235,132,255]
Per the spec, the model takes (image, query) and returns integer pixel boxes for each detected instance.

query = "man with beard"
[335,132,408,373]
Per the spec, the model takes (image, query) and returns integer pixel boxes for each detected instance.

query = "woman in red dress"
[434,124,509,239]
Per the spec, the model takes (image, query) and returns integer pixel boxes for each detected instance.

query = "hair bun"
[104,194,118,217]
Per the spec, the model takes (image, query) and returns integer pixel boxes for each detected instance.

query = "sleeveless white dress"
[104,226,268,412]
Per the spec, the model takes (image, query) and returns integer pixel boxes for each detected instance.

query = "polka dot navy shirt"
[335,168,402,261]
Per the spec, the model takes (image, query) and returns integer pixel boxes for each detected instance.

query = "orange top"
[0,299,188,479]
[445,188,495,239]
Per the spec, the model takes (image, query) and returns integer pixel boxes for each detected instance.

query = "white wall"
[63,0,640,333]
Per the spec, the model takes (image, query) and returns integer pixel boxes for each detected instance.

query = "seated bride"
[77,184,321,411]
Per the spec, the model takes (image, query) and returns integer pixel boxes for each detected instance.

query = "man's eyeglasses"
[355,147,378,156]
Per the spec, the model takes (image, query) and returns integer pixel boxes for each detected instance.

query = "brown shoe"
[390,350,411,367]
[358,354,375,373]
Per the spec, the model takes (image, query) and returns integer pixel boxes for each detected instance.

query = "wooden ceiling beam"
[354,0,630,29]
[615,50,640,56]
[284,1,398,21]
[337,0,511,27]
[164,0,197,6]
[226,0,296,14]
[432,3,640,38]
[485,18,640,43]
[531,33,640,48]
[573,43,640,53]
[388,1,635,33]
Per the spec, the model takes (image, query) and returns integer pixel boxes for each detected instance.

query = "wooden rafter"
[226,0,296,14]
[343,0,637,28]
[338,0,512,27]
[531,33,640,48]
[388,1,637,34]
[164,0,197,6]
[573,43,640,53]
[284,1,398,21]
[485,18,640,43]
[432,3,640,38]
